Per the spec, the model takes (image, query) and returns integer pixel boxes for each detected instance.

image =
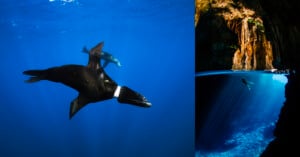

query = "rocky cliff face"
[259,0,300,71]
[260,72,300,156]
[196,0,300,156]
[259,0,300,156]
[196,0,274,71]
[196,0,300,71]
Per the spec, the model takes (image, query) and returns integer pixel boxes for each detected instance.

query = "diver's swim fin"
[117,86,151,107]
[247,85,251,90]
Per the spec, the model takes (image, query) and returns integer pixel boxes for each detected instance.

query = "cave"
[195,0,300,156]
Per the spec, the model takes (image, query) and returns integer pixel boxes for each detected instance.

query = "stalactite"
[232,49,243,69]
[265,40,274,69]
[231,15,274,70]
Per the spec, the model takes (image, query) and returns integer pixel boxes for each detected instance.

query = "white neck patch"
[113,86,121,98]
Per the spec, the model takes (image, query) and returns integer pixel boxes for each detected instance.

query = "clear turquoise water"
[0,0,194,156]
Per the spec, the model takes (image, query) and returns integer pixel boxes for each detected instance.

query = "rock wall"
[259,0,300,156]
[260,72,300,156]
[195,0,275,71]
[259,0,300,70]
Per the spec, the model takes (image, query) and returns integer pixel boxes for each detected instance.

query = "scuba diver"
[241,77,254,90]
[82,46,121,68]
[23,41,151,119]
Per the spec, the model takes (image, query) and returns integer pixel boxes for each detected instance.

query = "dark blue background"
[0,0,194,156]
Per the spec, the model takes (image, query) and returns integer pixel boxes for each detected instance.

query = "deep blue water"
[195,71,287,157]
[0,0,194,157]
